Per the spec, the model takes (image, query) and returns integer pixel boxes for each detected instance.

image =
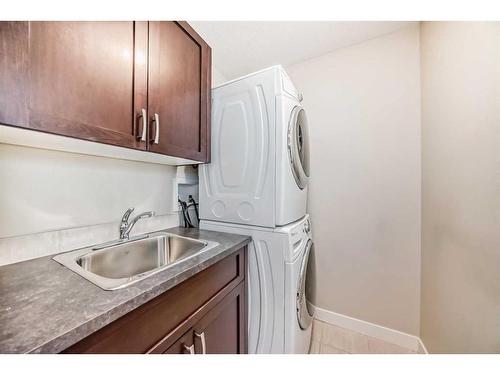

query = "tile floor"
[308,319,419,354]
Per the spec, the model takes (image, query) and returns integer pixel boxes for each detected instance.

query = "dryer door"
[297,240,314,330]
[287,107,310,189]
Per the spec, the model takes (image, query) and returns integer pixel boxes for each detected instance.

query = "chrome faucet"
[119,208,155,240]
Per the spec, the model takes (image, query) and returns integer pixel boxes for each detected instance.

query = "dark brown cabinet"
[0,22,29,128]
[0,21,145,150]
[191,284,246,354]
[63,247,247,354]
[0,21,211,162]
[148,22,211,161]
[162,284,245,354]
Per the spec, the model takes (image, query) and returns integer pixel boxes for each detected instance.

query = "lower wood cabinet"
[162,284,245,354]
[63,247,247,354]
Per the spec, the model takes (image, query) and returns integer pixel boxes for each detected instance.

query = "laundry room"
[0,2,499,373]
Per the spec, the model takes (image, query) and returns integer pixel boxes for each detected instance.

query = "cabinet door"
[0,21,148,150]
[148,21,211,162]
[192,283,247,354]
[0,22,29,127]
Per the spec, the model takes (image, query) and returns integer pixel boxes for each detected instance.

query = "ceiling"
[189,21,415,80]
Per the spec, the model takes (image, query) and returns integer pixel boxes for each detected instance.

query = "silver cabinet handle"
[194,331,207,354]
[151,113,160,145]
[137,108,147,142]
[183,344,195,354]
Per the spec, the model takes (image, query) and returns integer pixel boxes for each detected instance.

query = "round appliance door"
[296,240,314,330]
[287,106,310,190]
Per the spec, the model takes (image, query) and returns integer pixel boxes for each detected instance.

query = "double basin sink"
[53,231,219,290]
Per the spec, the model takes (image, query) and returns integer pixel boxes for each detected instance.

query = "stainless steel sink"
[53,232,219,290]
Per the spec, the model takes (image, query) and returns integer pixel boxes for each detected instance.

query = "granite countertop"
[0,227,250,353]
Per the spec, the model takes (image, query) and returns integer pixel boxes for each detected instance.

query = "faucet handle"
[121,208,134,223]
[135,211,155,220]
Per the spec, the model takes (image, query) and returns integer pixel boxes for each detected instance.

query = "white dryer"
[199,65,310,228]
[201,215,314,354]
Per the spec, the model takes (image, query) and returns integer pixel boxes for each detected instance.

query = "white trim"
[309,304,425,352]
[0,125,201,166]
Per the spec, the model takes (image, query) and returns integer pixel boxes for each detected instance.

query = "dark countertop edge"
[25,230,251,353]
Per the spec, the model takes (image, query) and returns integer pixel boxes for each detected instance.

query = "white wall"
[420,22,500,353]
[0,144,178,238]
[212,65,227,86]
[0,143,181,265]
[287,25,421,335]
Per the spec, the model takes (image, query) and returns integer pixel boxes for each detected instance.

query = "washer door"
[297,240,314,330]
[287,106,310,190]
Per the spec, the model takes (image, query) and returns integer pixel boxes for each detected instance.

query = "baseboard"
[309,304,426,353]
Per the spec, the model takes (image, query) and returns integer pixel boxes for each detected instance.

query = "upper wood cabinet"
[148,22,211,161]
[0,21,211,162]
[0,22,29,128]
[0,21,146,150]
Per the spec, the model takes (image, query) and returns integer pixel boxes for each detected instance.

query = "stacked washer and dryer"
[199,65,314,354]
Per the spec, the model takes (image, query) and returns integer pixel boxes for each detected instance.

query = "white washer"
[199,65,310,228]
[201,215,314,354]
[282,218,314,354]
